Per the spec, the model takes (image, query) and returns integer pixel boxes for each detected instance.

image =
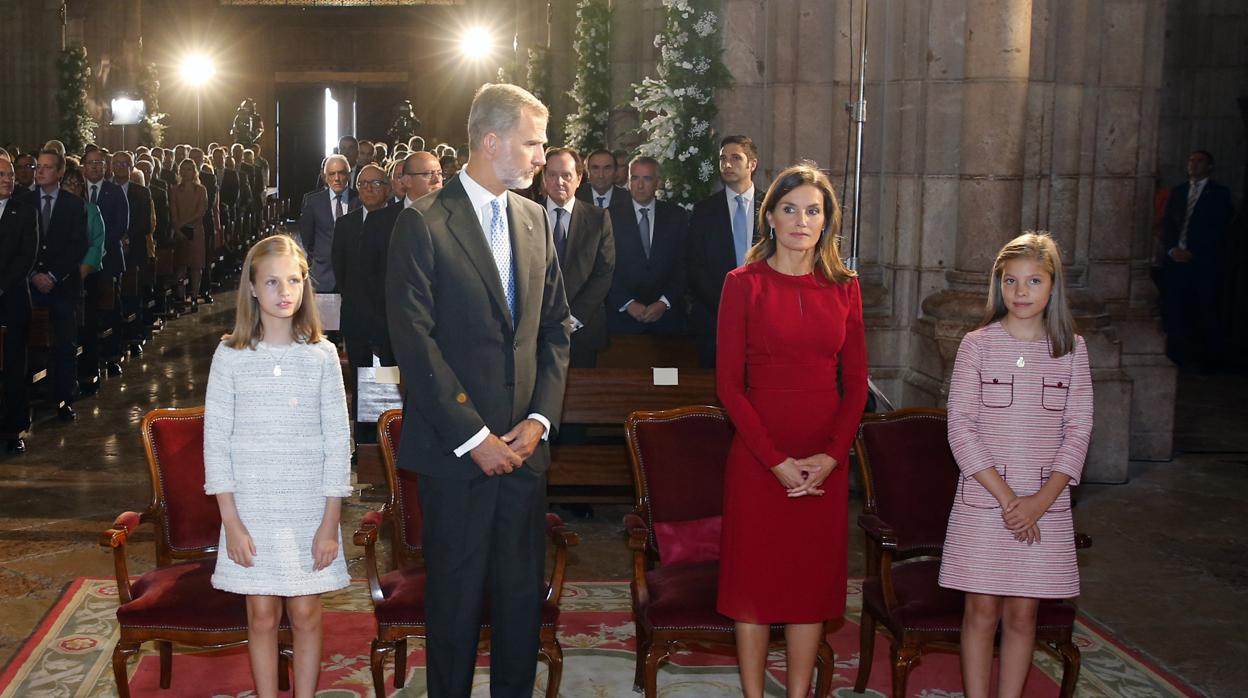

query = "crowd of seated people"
[0,139,280,454]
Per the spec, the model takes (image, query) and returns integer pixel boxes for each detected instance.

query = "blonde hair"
[223,235,323,349]
[746,161,856,284]
[982,231,1076,358]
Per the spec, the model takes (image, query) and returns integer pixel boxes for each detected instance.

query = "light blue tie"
[732,194,750,266]
[488,199,516,322]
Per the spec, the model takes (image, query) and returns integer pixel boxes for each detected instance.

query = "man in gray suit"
[298,154,357,292]
[386,83,571,698]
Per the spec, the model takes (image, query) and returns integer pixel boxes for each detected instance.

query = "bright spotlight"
[180,54,215,86]
[460,26,494,61]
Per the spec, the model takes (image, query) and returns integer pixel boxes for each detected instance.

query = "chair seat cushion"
[116,559,248,632]
[640,560,735,633]
[863,559,1078,633]
[376,567,559,629]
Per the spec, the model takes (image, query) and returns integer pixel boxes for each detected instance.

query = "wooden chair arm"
[353,510,386,605]
[858,513,898,551]
[544,513,579,606]
[98,511,144,604]
[623,512,651,610]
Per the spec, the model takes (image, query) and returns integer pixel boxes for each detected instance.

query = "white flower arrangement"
[632,0,730,206]
[566,0,612,151]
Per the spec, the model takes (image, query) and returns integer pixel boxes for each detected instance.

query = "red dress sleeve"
[716,271,789,470]
[824,278,869,465]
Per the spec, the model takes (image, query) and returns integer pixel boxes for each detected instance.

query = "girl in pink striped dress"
[939,232,1093,698]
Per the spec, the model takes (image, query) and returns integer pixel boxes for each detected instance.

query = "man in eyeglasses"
[13,153,36,193]
[332,164,402,443]
[398,150,444,207]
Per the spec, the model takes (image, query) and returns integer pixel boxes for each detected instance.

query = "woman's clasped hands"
[771,454,839,498]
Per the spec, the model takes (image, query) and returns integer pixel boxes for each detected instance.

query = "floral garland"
[632,0,730,207]
[526,46,552,109]
[56,45,98,154]
[565,0,611,151]
[137,63,168,147]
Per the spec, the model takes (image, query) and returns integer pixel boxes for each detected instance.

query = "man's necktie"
[89,184,98,204]
[1179,183,1201,250]
[553,207,567,261]
[639,207,652,259]
[489,199,516,321]
[733,194,750,265]
[41,195,52,236]
[335,193,345,220]
[596,196,605,208]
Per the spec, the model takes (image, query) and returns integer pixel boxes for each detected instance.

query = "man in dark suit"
[575,148,630,214]
[331,164,401,443]
[1161,149,1235,369]
[80,147,128,386]
[13,153,37,194]
[541,147,615,367]
[298,154,358,292]
[0,156,39,452]
[27,150,88,421]
[687,135,762,367]
[606,156,688,336]
[386,83,570,698]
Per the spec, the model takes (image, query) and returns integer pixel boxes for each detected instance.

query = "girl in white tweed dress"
[204,236,352,698]
[939,233,1093,698]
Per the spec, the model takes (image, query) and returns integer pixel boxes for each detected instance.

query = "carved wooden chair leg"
[371,639,394,698]
[854,612,877,692]
[111,641,141,698]
[890,643,921,698]
[157,640,173,689]
[277,645,292,692]
[1056,638,1082,698]
[394,637,408,688]
[632,623,650,692]
[814,634,836,698]
[643,638,671,698]
[541,635,564,698]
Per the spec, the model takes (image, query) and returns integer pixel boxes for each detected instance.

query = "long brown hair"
[982,231,1076,358]
[223,235,323,349]
[746,161,856,284]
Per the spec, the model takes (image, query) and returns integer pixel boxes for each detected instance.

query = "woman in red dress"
[716,163,868,697]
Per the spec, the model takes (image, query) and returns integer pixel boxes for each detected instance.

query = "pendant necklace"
[1016,355,1025,368]
[261,343,294,377]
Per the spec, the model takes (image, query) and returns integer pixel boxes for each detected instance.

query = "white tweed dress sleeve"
[204,343,238,495]
[318,340,353,498]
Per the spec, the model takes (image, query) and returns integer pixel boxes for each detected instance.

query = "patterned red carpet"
[1,579,1196,697]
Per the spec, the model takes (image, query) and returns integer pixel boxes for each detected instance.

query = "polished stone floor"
[0,285,1243,697]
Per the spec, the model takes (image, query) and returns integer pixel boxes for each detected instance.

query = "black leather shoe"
[129,343,144,357]
[105,362,123,377]
[58,405,77,422]
[200,293,214,305]
[7,438,25,454]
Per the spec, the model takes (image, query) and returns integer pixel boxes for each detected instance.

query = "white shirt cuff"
[453,426,490,457]
[659,295,671,309]
[527,413,551,441]
[569,315,583,332]
[618,299,635,313]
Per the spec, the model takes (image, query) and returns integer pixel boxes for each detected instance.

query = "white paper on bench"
[652,367,679,386]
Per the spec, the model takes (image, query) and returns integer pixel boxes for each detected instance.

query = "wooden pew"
[549,367,718,503]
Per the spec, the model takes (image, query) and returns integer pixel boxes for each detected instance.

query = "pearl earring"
[769,227,776,239]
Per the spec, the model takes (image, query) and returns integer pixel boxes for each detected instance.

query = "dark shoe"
[200,293,214,305]
[58,405,77,422]
[7,438,25,454]
[129,343,144,357]
[105,362,123,377]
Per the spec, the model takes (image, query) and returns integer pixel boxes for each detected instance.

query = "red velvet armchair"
[624,405,835,698]
[99,406,291,698]
[354,409,579,698]
[853,407,1086,698]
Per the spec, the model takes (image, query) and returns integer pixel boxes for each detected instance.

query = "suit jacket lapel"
[440,179,513,327]
[506,191,535,326]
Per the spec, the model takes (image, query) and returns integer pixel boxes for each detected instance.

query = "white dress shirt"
[590,186,616,209]
[452,169,551,458]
